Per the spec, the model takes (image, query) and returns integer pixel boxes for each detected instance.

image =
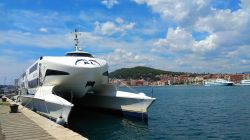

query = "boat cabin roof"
[65,51,94,57]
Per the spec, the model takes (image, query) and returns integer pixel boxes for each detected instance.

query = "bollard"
[56,116,66,126]
[2,97,7,102]
[10,104,19,113]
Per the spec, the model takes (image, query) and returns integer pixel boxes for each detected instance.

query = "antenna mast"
[74,29,82,51]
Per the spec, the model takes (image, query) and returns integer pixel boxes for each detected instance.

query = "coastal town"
[1,73,249,94]
[110,73,250,86]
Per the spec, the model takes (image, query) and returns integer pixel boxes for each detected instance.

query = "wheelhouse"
[65,52,94,58]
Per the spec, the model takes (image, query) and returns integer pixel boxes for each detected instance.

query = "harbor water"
[68,86,250,140]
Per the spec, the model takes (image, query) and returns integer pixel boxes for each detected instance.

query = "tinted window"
[28,78,38,88]
[66,53,94,58]
[45,69,69,76]
[29,63,38,74]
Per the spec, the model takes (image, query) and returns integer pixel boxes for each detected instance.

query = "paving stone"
[0,100,87,140]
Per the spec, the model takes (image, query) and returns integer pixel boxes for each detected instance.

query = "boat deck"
[0,99,87,140]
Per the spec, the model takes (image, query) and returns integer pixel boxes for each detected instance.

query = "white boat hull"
[19,95,72,123]
[76,86,156,120]
[240,80,250,86]
[204,79,234,86]
[204,82,233,86]
[19,86,73,123]
[79,94,155,119]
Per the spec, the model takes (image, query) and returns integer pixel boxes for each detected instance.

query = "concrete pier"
[0,100,87,140]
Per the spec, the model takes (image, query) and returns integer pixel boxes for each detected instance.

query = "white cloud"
[241,0,250,10]
[115,17,124,24]
[134,0,250,50]
[0,56,33,84]
[95,21,117,35]
[133,0,250,73]
[122,22,136,30]
[13,10,69,29]
[154,27,191,51]
[1,30,115,50]
[195,9,248,33]
[154,27,217,53]
[134,0,210,24]
[1,8,77,35]
[39,27,48,33]
[1,0,250,74]
[94,20,135,36]
[193,34,217,52]
[104,48,152,70]
[0,30,72,48]
[101,0,119,9]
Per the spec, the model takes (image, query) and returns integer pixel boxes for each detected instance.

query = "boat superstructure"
[204,79,234,86]
[17,29,155,123]
[17,29,108,123]
[240,79,250,85]
[19,30,108,98]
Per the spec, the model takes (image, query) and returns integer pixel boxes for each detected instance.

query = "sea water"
[68,86,250,140]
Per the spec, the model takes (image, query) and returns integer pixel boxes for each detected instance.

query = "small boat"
[204,79,234,86]
[240,79,250,85]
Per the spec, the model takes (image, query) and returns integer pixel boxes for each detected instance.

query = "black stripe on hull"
[45,69,69,76]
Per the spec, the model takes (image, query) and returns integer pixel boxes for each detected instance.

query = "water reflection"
[68,107,149,140]
[68,86,250,140]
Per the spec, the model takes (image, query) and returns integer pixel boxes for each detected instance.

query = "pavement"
[0,99,87,140]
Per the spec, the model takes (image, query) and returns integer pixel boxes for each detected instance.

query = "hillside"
[109,66,185,81]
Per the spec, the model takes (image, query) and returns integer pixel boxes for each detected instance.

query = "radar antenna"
[73,29,82,52]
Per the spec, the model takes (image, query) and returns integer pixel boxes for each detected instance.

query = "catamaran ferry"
[17,30,155,123]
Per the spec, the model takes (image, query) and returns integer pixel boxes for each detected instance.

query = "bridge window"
[66,53,94,58]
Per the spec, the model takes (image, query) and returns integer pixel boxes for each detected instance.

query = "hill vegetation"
[109,66,186,81]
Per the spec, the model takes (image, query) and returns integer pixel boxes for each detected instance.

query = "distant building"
[194,76,204,85]
[110,73,250,86]
[229,74,244,84]
[243,74,250,80]
[135,80,144,86]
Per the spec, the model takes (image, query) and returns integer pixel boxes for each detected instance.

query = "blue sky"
[0,0,250,84]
